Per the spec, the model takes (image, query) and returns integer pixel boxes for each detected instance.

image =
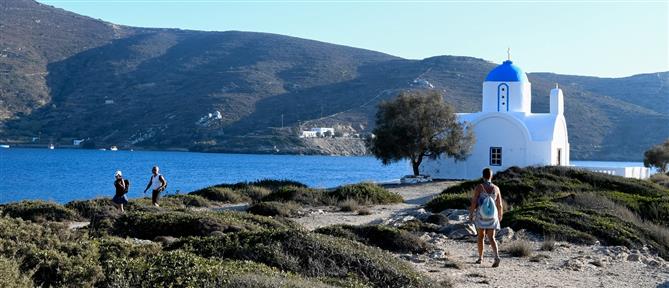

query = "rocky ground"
[294,181,669,288]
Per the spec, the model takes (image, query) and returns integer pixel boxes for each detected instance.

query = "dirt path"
[294,181,669,288]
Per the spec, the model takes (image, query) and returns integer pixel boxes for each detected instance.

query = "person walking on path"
[112,170,129,212]
[143,166,167,207]
[469,167,504,267]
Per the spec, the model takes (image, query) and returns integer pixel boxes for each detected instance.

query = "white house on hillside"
[420,57,570,179]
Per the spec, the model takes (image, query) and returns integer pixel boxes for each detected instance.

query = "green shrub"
[330,183,403,205]
[65,198,116,219]
[1,200,80,222]
[315,224,430,254]
[101,210,296,239]
[167,194,212,207]
[0,257,32,288]
[650,173,669,189]
[0,218,103,287]
[262,186,327,206]
[102,250,297,287]
[170,230,437,288]
[237,186,273,202]
[424,192,470,212]
[248,201,301,217]
[190,187,248,203]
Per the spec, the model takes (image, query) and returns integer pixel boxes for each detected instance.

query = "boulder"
[627,254,641,262]
[496,227,514,241]
[444,209,470,222]
[440,223,477,239]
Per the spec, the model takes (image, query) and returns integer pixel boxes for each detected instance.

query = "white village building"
[420,58,570,179]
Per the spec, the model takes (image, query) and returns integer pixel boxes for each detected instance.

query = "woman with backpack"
[112,170,130,212]
[469,167,504,267]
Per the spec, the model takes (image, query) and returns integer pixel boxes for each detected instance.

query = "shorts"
[112,194,128,205]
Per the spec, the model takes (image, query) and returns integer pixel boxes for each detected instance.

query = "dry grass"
[541,236,556,251]
[505,240,533,257]
[357,207,372,215]
[338,198,360,212]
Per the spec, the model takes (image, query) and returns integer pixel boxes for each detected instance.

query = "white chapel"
[420,55,570,179]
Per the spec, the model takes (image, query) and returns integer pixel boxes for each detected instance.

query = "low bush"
[262,185,327,206]
[190,187,248,203]
[425,214,449,226]
[650,173,669,189]
[338,198,359,212]
[315,224,429,254]
[330,183,403,205]
[102,250,301,287]
[397,219,441,233]
[424,192,470,213]
[65,198,116,219]
[100,210,296,239]
[504,240,533,257]
[0,218,103,287]
[1,200,80,222]
[0,257,32,288]
[236,186,273,202]
[170,230,438,288]
[167,194,212,207]
[247,201,301,217]
[540,237,556,252]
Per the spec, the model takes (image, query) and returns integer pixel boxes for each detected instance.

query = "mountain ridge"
[1,0,667,161]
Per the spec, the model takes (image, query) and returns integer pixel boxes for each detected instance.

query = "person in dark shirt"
[112,170,129,212]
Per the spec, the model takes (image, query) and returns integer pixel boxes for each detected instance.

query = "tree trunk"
[411,156,423,176]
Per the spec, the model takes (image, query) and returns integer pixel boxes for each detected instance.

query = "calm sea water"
[0,148,411,204]
[0,148,649,204]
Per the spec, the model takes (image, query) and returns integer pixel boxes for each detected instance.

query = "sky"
[36,0,669,78]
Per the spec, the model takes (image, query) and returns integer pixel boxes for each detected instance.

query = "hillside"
[1,0,667,160]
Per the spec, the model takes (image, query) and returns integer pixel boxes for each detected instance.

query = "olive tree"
[644,139,669,173]
[367,90,475,176]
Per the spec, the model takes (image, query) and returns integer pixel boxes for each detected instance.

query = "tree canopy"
[367,90,475,176]
[644,139,669,173]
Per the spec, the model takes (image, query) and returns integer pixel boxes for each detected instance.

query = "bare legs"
[476,228,500,267]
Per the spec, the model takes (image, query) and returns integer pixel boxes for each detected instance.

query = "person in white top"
[143,166,167,207]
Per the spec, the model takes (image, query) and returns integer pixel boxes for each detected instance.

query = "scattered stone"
[589,259,605,267]
[529,254,551,263]
[443,258,463,269]
[410,208,431,221]
[400,175,432,184]
[409,254,427,263]
[444,209,470,222]
[627,254,641,262]
[153,235,178,246]
[430,250,447,260]
[562,257,585,271]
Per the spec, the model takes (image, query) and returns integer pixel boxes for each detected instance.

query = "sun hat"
[115,170,122,177]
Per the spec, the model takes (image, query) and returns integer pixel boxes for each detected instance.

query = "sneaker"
[475,258,482,264]
[492,257,500,268]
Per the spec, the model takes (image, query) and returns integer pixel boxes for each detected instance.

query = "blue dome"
[485,60,528,82]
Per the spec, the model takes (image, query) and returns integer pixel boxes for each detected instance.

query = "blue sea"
[0,148,650,204]
[0,148,411,204]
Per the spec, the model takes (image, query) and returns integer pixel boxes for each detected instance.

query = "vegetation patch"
[0,257,32,288]
[330,183,403,204]
[190,186,248,203]
[97,210,296,239]
[1,200,80,222]
[262,185,328,206]
[169,230,438,288]
[504,240,533,257]
[424,192,470,213]
[65,198,116,219]
[315,224,430,254]
[247,201,301,217]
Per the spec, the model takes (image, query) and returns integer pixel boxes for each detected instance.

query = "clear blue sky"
[37,0,668,77]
